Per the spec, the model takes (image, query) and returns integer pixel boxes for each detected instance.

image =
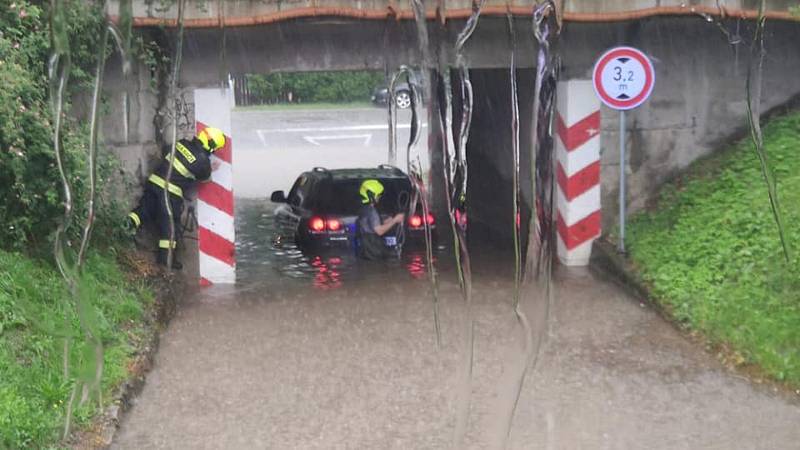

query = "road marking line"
[303,134,372,147]
[258,123,427,133]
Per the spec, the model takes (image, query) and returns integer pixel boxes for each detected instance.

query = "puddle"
[235,198,446,290]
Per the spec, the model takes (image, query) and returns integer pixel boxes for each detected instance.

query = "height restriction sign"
[592,46,655,254]
[592,46,655,111]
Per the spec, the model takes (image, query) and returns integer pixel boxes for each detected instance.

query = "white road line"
[303,134,372,147]
[258,123,427,133]
[256,124,428,147]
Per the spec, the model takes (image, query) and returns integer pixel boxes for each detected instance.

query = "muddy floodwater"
[112,199,800,449]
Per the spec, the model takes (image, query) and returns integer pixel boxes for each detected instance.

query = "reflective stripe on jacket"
[148,174,184,198]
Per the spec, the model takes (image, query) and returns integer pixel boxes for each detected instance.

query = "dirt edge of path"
[66,250,187,450]
[589,237,800,402]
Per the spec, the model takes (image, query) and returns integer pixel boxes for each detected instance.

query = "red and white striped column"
[555,80,601,266]
[194,88,236,284]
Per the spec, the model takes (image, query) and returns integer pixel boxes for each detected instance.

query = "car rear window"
[314,178,412,216]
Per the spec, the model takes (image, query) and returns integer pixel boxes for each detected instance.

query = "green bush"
[628,112,800,385]
[0,250,153,448]
[0,0,122,251]
[0,3,148,447]
[245,70,384,104]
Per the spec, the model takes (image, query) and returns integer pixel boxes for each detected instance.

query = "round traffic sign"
[592,46,655,110]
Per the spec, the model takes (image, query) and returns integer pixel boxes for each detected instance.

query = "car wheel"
[395,91,412,109]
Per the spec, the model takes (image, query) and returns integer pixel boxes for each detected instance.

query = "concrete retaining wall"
[100,15,800,247]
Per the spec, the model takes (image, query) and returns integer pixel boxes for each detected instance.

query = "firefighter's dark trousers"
[128,182,184,265]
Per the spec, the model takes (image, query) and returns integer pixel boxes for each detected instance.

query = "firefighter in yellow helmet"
[356,179,404,260]
[127,127,226,269]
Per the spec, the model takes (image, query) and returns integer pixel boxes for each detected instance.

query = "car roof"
[305,166,409,181]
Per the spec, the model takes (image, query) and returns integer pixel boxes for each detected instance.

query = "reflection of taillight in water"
[310,255,342,290]
[406,252,436,279]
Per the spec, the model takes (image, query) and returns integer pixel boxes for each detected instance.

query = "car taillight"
[327,219,341,231]
[309,217,325,232]
[409,213,434,228]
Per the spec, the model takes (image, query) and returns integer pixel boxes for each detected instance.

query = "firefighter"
[356,179,404,260]
[128,127,226,269]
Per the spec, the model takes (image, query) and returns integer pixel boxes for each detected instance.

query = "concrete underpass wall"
[170,16,800,237]
[103,16,800,253]
[101,50,201,203]
[560,19,800,230]
[462,18,800,240]
[101,54,162,188]
[100,52,204,274]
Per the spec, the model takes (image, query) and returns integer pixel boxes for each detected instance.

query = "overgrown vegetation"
[0,250,152,448]
[0,0,125,250]
[628,111,800,385]
[243,70,384,104]
[0,1,157,447]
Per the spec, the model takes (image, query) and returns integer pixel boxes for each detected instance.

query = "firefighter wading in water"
[128,127,226,269]
[356,179,404,260]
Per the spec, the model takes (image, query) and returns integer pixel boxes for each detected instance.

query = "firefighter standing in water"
[128,127,225,269]
[356,179,404,260]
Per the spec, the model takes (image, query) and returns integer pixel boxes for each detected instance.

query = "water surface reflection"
[235,198,443,289]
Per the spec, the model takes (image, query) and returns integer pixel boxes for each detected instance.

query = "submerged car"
[270,165,436,253]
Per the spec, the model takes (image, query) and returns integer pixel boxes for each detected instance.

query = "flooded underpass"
[234,199,439,289]
[4,0,799,447]
[105,3,800,447]
[111,199,800,449]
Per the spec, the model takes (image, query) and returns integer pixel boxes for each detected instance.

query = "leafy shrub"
[628,112,800,385]
[0,0,124,252]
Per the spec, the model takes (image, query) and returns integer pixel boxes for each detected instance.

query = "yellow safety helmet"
[197,127,226,152]
[359,179,384,204]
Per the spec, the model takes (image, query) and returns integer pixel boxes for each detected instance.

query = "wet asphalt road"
[112,199,800,449]
[232,106,427,199]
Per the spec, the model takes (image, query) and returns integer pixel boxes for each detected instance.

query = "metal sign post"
[592,46,655,253]
[618,110,626,252]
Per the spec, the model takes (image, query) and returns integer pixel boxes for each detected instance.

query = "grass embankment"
[234,101,374,112]
[0,250,153,448]
[627,112,800,386]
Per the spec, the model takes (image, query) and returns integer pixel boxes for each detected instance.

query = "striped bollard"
[555,80,601,266]
[194,88,236,284]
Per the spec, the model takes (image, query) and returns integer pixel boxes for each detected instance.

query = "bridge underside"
[103,11,800,268]
[112,0,799,27]
[157,17,800,226]
[174,16,796,85]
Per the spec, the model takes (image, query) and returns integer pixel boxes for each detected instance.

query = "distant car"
[371,70,426,109]
[270,165,436,252]
[371,83,414,109]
